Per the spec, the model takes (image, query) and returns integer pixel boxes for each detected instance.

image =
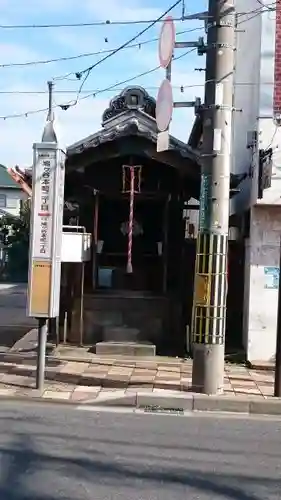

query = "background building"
[0,164,26,218]
[243,0,280,364]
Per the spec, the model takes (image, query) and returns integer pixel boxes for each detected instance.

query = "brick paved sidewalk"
[0,353,275,403]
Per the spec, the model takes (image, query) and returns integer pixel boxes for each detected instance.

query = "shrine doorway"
[94,194,167,294]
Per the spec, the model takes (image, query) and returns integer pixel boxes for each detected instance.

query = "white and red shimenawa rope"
[127,166,135,273]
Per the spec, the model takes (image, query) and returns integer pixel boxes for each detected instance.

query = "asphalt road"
[0,402,280,499]
[0,284,35,349]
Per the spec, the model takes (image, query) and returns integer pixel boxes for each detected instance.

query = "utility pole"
[191,0,235,394]
[274,238,281,397]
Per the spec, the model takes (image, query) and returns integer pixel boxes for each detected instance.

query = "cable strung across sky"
[0,6,274,71]
[0,48,197,120]
[0,1,276,28]
[0,27,201,69]
[51,4,275,87]
[0,3,274,121]
[72,0,183,103]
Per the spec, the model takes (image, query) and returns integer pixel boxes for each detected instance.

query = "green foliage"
[0,201,30,281]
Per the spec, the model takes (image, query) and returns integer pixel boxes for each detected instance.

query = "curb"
[247,362,274,372]
[1,391,281,416]
[135,393,281,416]
[1,350,188,367]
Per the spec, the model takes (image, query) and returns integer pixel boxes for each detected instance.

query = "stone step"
[95,341,156,357]
[103,326,139,343]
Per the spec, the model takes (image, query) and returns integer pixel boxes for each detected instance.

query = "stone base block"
[103,326,139,343]
[95,341,156,357]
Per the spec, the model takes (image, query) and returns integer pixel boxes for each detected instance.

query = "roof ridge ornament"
[102,86,156,125]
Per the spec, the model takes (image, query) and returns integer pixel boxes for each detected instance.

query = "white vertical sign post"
[156,16,175,152]
[27,99,65,391]
[27,143,65,319]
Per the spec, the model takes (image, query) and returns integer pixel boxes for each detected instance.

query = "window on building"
[6,197,18,209]
[130,94,138,105]
[0,194,6,208]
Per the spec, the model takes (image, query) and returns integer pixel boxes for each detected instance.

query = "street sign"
[27,140,65,318]
[157,130,170,152]
[156,78,173,132]
[158,16,175,68]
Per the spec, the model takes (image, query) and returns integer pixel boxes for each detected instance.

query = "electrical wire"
[0,48,196,120]
[237,8,274,26]
[256,0,276,11]
[238,1,276,16]
[0,86,189,94]
[265,124,278,150]
[0,3,276,29]
[236,2,276,24]
[0,16,189,29]
[181,0,186,19]
[51,3,277,83]
[0,81,277,95]
[0,5,273,72]
[0,3,277,121]
[0,27,202,69]
[70,0,183,103]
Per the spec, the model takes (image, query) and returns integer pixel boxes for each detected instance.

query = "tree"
[0,200,30,281]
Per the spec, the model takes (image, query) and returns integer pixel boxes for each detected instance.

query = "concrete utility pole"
[274,238,281,397]
[191,0,235,394]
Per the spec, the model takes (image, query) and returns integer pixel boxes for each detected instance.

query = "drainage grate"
[142,405,184,415]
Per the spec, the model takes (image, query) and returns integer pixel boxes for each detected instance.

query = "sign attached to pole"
[27,141,65,318]
[156,79,173,132]
[157,130,170,152]
[31,147,56,260]
[156,17,175,152]
[158,16,175,68]
[156,78,173,152]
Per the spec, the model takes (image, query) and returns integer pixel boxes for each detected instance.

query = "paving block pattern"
[0,353,275,403]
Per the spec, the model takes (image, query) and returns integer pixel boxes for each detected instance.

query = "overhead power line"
[0,5,272,72]
[70,0,183,101]
[0,4,276,121]
[0,48,196,120]
[0,16,186,29]
[0,27,202,69]
[0,86,188,95]
[0,2,276,29]
[0,81,276,95]
[237,1,276,22]
[52,4,277,83]
[256,0,276,11]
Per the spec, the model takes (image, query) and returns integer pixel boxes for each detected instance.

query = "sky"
[0,0,207,168]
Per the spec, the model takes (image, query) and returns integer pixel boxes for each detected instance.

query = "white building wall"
[256,1,281,205]
[246,205,281,363]
[230,0,262,214]
[243,1,281,364]
[0,188,25,217]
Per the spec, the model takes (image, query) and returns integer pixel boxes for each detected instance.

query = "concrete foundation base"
[103,326,139,343]
[95,341,156,357]
[191,343,225,395]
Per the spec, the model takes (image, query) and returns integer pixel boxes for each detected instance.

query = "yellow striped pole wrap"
[192,232,228,345]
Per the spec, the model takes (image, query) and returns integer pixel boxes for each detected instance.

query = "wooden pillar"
[92,191,99,290]
[162,195,170,293]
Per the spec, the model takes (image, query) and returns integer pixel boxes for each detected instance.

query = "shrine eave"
[65,108,245,198]
[66,109,200,167]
